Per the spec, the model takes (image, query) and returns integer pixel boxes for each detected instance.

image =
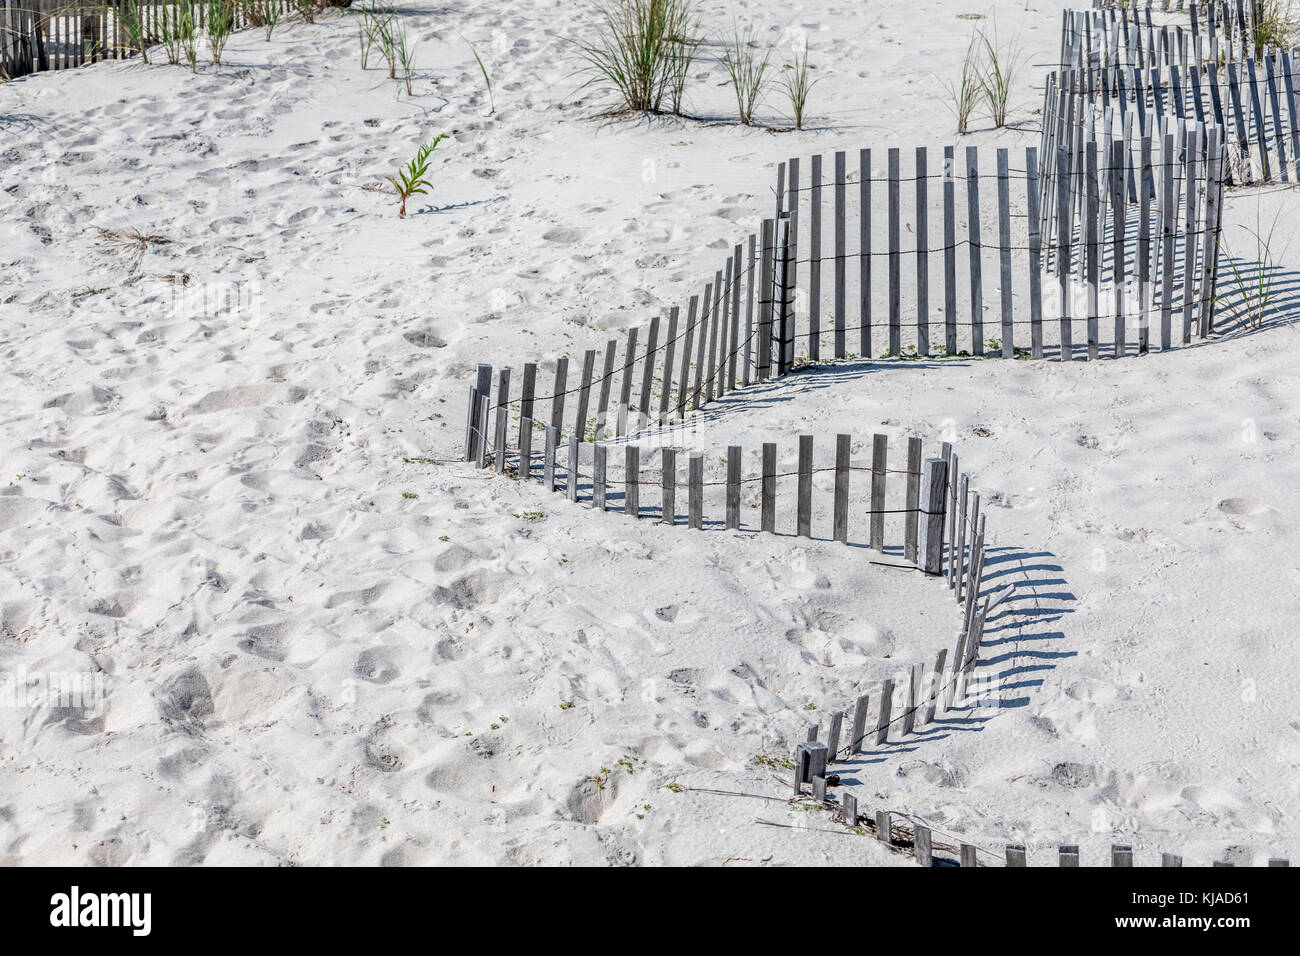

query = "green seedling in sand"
[459,33,495,115]
[385,135,447,218]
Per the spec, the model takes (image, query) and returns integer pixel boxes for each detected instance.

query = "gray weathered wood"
[860,148,873,358]
[744,233,756,384]
[519,361,537,447]
[904,436,922,562]
[705,268,724,402]
[692,283,710,409]
[1112,843,1134,867]
[658,307,679,424]
[1059,844,1080,867]
[1268,858,1290,867]
[812,775,827,802]
[960,844,978,867]
[850,693,870,754]
[595,339,617,439]
[494,368,512,473]
[476,395,491,469]
[1182,123,1201,345]
[834,150,847,358]
[518,417,533,480]
[1026,146,1045,359]
[726,445,741,529]
[916,146,930,356]
[912,825,932,866]
[661,447,676,524]
[924,648,948,724]
[966,146,984,355]
[888,148,901,356]
[1160,130,1176,350]
[918,457,947,574]
[758,224,773,381]
[624,445,639,516]
[997,149,1014,358]
[876,810,891,844]
[826,710,844,761]
[809,152,822,362]
[470,387,486,465]
[842,792,858,828]
[637,316,659,432]
[833,433,850,543]
[1112,138,1127,357]
[543,425,558,492]
[761,442,776,533]
[796,434,813,537]
[1056,145,1073,361]
[688,451,703,530]
[944,145,958,355]
[567,437,579,501]
[1162,852,1183,867]
[550,357,568,437]
[617,327,638,435]
[870,433,887,551]
[729,243,742,391]
[593,442,606,510]
[875,677,893,744]
[903,661,923,734]
[1086,139,1100,360]
[1006,844,1027,867]
[575,349,596,442]
[947,456,961,588]
[677,296,698,417]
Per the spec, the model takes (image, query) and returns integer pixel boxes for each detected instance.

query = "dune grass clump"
[944,33,982,135]
[386,135,447,218]
[780,41,817,130]
[721,23,775,126]
[395,21,417,95]
[978,28,1018,129]
[1253,0,1299,49]
[571,0,699,115]
[1221,210,1287,331]
[208,0,235,65]
[944,27,1019,134]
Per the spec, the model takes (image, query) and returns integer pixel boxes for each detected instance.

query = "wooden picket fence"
[1039,85,1227,349]
[0,0,293,78]
[1061,0,1300,186]
[461,137,1225,467]
[1067,0,1273,72]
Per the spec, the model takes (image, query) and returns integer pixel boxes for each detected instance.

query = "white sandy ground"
[1,0,1298,865]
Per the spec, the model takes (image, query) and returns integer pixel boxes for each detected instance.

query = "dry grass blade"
[95,227,172,273]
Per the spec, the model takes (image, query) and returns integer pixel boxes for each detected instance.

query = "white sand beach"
[1,0,1297,866]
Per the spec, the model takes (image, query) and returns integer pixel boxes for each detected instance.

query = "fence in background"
[0,0,292,78]
[1061,0,1300,186]
[1039,81,1227,347]
[1067,1,1270,71]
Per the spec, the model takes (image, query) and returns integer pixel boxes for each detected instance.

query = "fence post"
[917,458,948,573]
[625,445,639,517]
[726,445,741,529]
[661,448,676,525]
[915,826,933,867]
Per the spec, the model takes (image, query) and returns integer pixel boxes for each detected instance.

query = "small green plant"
[664,782,683,793]
[178,1,200,73]
[385,134,447,218]
[944,32,982,135]
[112,0,150,64]
[721,23,775,125]
[1253,0,1298,48]
[208,0,235,66]
[460,33,495,114]
[395,21,417,95]
[560,700,574,710]
[978,28,1019,129]
[780,41,817,130]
